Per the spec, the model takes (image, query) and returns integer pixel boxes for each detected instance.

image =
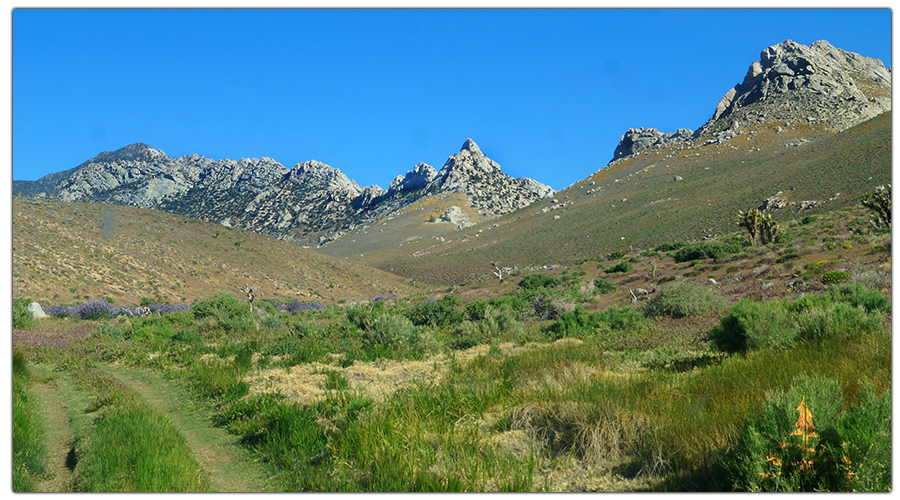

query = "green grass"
[68,366,211,492]
[12,348,48,492]
[14,260,891,492]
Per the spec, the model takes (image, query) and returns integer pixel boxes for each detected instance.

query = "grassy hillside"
[12,197,417,307]
[13,199,891,491]
[338,113,891,286]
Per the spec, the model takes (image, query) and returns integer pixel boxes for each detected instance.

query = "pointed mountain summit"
[430,138,553,215]
[460,138,481,154]
[607,39,891,163]
[698,39,891,136]
[88,142,169,164]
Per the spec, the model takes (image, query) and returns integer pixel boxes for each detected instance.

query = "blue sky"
[11,8,892,192]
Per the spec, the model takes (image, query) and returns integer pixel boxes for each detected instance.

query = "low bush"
[673,241,741,263]
[607,250,627,260]
[723,374,890,492]
[655,241,685,252]
[710,285,889,354]
[528,292,576,321]
[545,305,647,340]
[451,304,524,349]
[605,261,633,274]
[13,298,38,329]
[518,274,563,290]
[821,270,851,285]
[362,314,420,350]
[593,277,618,294]
[708,299,796,353]
[465,299,489,321]
[191,292,255,333]
[403,296,465,328]
[641,281,726,319]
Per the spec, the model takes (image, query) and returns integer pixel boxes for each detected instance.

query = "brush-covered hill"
[12,197,417,307]
[341,37,891,287]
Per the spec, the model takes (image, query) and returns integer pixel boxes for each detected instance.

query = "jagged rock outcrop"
[607,39,891,165]
[430,138,553,215]
[611,128,693,161]
[697,39,891,136]
[15,138,554,248]
[388,162,438,194]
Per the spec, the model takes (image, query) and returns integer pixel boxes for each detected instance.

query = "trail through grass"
[102,365,277,492]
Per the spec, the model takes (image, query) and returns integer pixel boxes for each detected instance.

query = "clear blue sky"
[12,8,892,192]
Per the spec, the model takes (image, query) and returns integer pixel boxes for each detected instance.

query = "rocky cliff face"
[430,139,554,215]
[17,139,553,248]
[698,39,891,135]
[609,39,891,163]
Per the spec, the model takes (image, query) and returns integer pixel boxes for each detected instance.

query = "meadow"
[13,203,891,492]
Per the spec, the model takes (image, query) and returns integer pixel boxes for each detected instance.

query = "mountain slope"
[348,87,890,286]
[12,197,417,306]
[14,139,553,249]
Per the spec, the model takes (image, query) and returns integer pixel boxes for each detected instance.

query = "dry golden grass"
[13,197,417,306]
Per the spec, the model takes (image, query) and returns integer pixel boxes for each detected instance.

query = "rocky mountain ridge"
[14,138,554,248]
[608,39,891,162]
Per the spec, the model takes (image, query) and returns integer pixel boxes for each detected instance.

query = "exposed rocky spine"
[15,139,553,247]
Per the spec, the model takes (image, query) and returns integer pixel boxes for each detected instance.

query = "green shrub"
[655,241,685,252]
[528,292,576,321]
[484,304,524,337]
[593,277,618,294]
[826,284,891,313]
[404,296,465,328]
[96,321,125,338]
[708,299,796,353]
[518,274,563,290]
[673,241,741,263]
[723,374,890,492]
[595,305,647,332]
[346,301,386,330]
[641,281,726,319]
[13,298,38,330]
[544,305,646,340]
[128,317,176,343]
[801,215,818,225]
[172,329,202,344]
[605,261,633,274]
[451,304,524,350]
[794,302,882,342]
[544,306,602,339]
[191,291,255,333]
[363,314,420,350]
[608,250,627,260]
[464,299,489,321]
[261,314,285,331]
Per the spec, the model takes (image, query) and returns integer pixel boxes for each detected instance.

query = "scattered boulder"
[27,302,48,319]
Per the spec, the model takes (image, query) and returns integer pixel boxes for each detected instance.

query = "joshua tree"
[738,209,763,245]
[240,284,259,311]
[861,184,891,228]
[760,213,779,245]
[739,208,779,245]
